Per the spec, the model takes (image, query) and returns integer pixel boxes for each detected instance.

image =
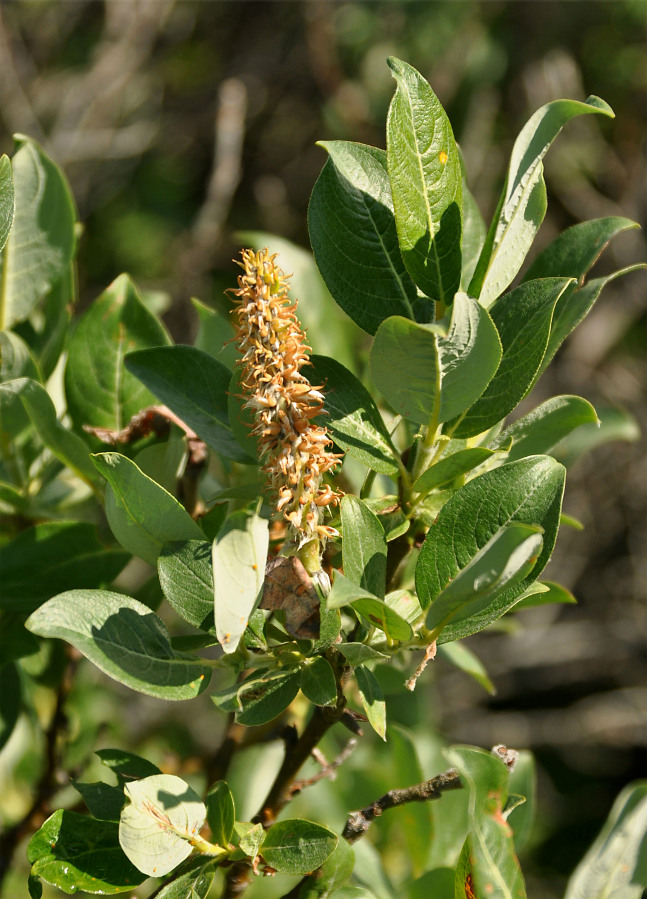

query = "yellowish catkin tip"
[231,249,342,549]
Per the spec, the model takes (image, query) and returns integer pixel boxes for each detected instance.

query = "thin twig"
[288,738,358,799]
[342,766,463,844]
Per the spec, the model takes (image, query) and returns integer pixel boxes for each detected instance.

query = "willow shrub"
[1,57,645,899]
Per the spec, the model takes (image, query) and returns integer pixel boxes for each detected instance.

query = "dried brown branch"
[342,766,463,844]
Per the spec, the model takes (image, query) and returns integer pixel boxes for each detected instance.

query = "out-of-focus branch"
[191,78,247,259]
[0,649,78,891]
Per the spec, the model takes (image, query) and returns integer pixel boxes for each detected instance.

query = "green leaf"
[339,643,390,666]
[514,580,576,610]
[416,456,565,638]
[27,809,145,894]
[0,329,41,444]
[507,751,536,854]
[540,265,646,377]
[437,292,502,422]
[236,822,265,859]
[261,819,338,875]
[355,665,386,739]
[308,141,423,334]
[159,539,215,633]
[370,316,441,425]
[192,296,237,368]
[93,452,203,565]
[309,355,400,476]
[460,181,486,292]
[0,329,41,383]
[564,781,647,899]
[96,748,161,783]
[0,661,21,751]
[445,746,526,899]
[205,781,235,847]
[119,774,206,877]
[212,509,269,654]
[0,610,39,664]
[496,395,598,463]
[297,838,355,898]
[327,572,412,642]
[125,345,252,463]
[554,404,640,468]
[300,655,338,707]
[450,278,573,438]
[341,495,388,599]
[26,589,211,700]
[470,96,614,306]
[0,137,76,329]
[424,523,544,636]
[0,154,14,254]
[412,447,494,494]
[239,231,360,371]
[154,861,216,899]
[236,670,301,726]
[385,589,424,626]
[0,378,100,486]
[14,260,75,380]
[523,216,639,283]
[386,57,462,303]
[0,522,129,614]
[437,642,495,695]
[389,725,432,875]
[65,273,171,432]
[72,781,126,822]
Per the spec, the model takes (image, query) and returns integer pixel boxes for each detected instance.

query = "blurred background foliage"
[0,2,645,897]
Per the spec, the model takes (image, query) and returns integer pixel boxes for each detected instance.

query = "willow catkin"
[231,248,341,571]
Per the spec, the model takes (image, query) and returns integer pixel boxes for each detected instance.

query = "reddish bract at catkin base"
[231,248,342,551]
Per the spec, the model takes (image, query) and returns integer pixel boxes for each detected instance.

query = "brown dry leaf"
[260,555,321,639]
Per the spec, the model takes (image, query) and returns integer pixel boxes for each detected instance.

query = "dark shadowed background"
[1,2,645,897]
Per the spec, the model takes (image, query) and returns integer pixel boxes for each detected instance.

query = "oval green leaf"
[119,774,206,877]
[213,510,269,654]
[65,273,171,432]
[0,137,76,329]
[261,819,338,875]
[125,345,252,463]
[370,316,441,425]
[309,141,423,334]
[93,452,203,565]
[27,810,145,895]
[387,57,462,303]
[26,590,211,700]
[309,354,400,476]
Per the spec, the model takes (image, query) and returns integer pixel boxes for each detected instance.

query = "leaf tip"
[584,95,615,118]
